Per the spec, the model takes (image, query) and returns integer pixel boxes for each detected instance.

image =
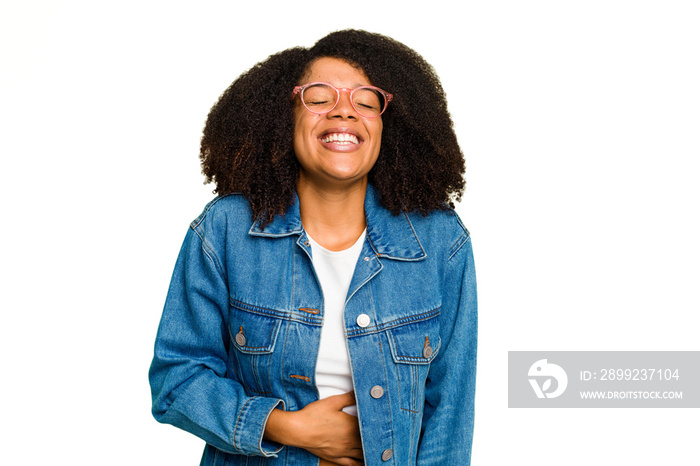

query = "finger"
[349,447,364,460]
[326,391,356,409]
[337,457,364,466]
[319,453,363,466]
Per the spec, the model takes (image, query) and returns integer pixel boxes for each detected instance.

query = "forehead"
[300,57,371,86]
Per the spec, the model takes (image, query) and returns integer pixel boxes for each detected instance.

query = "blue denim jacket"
[149,185,477,465]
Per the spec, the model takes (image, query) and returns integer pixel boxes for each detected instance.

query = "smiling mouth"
[320,132,360,145]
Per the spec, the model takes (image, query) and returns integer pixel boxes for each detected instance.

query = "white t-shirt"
[307,230,366,416]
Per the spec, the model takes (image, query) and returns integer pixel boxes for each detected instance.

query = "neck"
[297,177,368,251]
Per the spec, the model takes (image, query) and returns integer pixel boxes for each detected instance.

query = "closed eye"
[306,99,331,106]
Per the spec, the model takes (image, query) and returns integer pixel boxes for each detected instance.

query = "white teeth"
[321,133,359,144]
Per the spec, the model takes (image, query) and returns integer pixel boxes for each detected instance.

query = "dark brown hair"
[200,30,465,225]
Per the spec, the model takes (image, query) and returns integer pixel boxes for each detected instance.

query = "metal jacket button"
[423,344,433,359]
[235,329,246,347]
[381,449,393,461]
[370,385,384,399]
[356,314,371,328]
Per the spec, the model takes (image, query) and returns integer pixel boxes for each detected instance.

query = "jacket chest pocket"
[229,302,282,397]
[385,312,441,413]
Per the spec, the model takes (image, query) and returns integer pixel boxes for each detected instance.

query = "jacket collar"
[249,184,426,261]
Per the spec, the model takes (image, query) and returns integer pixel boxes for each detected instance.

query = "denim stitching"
[229,320,280,353]
[390,338,442,364]
[411,365,417,412]
[264,332,274,398]
[376,337,397,452]
[231,398,252,454]
[403,210,428,259]
[398,365,420,414]
[448,215,471,261]
[346,307,441,337]
[289,237,295,314]
[251,354,262,395]
[230,299,323,326]
[189,195,232,229]
[280,317,291,411]
[191,225,226,279]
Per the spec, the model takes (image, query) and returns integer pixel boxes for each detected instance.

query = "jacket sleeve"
[149,226,285,457]
[417,234,477,464]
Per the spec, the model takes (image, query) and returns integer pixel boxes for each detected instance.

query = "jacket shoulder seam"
[190,193,243,229]
[190,225,226,278]
[188,194,246,277]
[448,214,471,261]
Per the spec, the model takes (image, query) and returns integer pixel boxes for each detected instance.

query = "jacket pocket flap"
[230,308,281,354]
[386,315,441,365]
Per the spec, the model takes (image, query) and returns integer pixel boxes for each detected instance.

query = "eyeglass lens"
[302,84,387,117]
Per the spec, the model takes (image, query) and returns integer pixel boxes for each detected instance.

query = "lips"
[318,128,363,151]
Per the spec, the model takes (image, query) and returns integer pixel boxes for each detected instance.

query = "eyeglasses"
[291,82,393,118]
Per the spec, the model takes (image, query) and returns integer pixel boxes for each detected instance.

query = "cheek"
[370,121,383,154]
[292,124,303,153]
[292,112,312,156]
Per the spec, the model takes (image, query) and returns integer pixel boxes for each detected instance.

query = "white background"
[1,0,698,464]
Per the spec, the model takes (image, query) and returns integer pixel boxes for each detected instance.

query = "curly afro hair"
[200,29,465,226]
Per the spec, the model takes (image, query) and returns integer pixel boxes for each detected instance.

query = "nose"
[327,88,357,120]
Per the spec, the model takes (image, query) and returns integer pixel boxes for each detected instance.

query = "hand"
[265,392,363,465]
[296,392,363,465]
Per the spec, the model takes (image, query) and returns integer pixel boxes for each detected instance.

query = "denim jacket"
[149,185,477,465]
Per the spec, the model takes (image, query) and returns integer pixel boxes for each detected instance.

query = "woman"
[149,30,477,465]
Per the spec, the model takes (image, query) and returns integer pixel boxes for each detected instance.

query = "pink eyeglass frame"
[291,81,394,118]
